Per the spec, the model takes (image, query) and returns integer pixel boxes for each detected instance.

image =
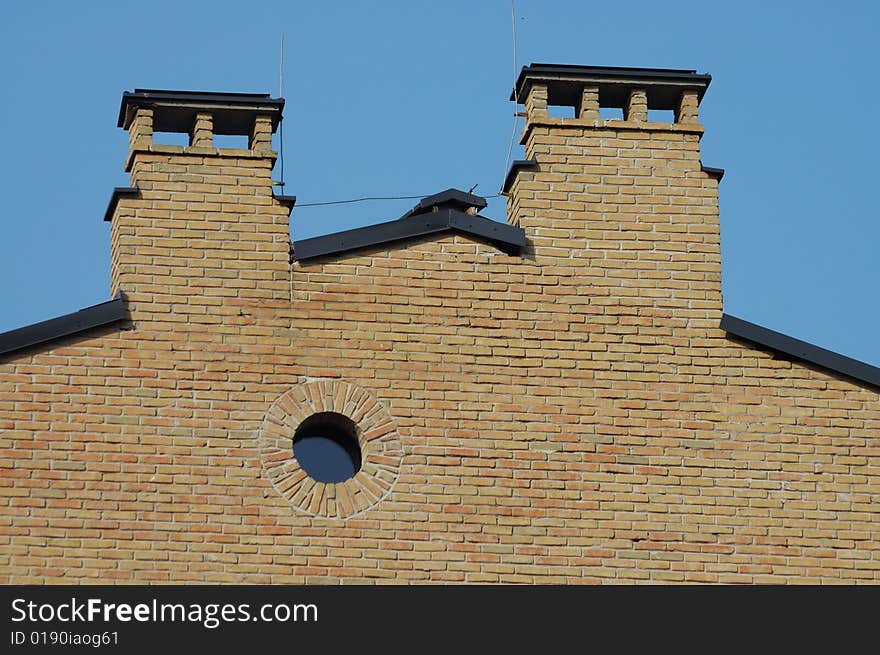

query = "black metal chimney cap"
[118,89,285,135]
[511,63,712,109]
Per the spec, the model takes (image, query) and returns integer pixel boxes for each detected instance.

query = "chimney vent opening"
[648,108,675,123]
[152,131,190,147]
[214,134,250,149]
[547,104,576,119]
[600,107,624,120]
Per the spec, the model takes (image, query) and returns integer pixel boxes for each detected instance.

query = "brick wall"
[1,74,878,583]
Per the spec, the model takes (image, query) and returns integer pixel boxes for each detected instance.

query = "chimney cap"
[511,63,712,109]
[400,188,488,220]
[118,89,285,135]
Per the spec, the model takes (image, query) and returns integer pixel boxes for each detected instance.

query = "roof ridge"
[293,209,525,261]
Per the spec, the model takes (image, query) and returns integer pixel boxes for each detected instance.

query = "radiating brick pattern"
[1,90,879,584]
[259,380,403,519]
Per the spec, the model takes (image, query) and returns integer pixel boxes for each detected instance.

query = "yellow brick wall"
[0,105,878,584]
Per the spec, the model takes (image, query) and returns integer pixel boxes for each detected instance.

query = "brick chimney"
[504,64,723,328]
[106,90,294,325]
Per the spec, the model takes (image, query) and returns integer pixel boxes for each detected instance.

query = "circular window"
[259,379,403,518]
[292,412,362,483]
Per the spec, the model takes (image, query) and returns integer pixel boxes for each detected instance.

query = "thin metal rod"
[511,0,517,82]
[279,34,285,187]
[501,0,519,191]
[279,33,285,97]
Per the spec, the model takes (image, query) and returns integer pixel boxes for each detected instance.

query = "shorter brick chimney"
[106,90,295,325]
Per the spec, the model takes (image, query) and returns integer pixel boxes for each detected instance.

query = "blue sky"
[1,1,878,366]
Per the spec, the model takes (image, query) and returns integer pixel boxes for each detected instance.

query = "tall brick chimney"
[106,90,294,325]
[504,65,723,330]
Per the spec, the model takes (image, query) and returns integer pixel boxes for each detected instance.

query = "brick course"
[1,71,878,584]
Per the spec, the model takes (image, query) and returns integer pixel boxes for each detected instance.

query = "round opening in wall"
[292,412,362,484]
[260,380,403,518]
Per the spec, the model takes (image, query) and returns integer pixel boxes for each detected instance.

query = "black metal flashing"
[273,192,297,214]
[701,165,725,181]
[399,188,487,219]
[0,295,128,357]
[293,208,526,262]
[118,89,285,135]
[721,313,880,390]
[103,187,139,222]
[512,63,711,110]
[502,159,540,193]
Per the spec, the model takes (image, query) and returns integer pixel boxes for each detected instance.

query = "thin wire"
[501,0,519,192]
[283,18,515,211]
[296,193,502,209]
